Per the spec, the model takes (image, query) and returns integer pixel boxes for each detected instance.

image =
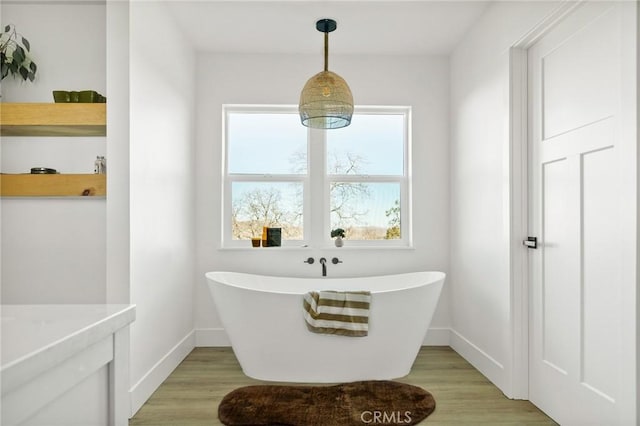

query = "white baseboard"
[129,330,195,417]
[449,328,506,391]
[195,327,231,346]
[127,327,509,416]
[192,328,507,393]
[422,327,451,346]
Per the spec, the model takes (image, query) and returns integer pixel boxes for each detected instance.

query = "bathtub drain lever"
[304,257,315,264]
[331,257,342,265]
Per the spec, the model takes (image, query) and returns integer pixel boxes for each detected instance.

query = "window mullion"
[325,174,403,183]
[228,174,306,182]
[308,128,326,248]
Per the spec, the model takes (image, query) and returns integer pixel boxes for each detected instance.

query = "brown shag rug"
[218,380,436,425]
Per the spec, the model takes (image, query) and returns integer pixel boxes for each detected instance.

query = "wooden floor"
[130,347,557,425]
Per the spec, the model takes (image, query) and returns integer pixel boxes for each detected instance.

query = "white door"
[528,2,627,425]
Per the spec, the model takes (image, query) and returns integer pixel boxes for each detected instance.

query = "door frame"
[507,0,584,400]
[508,3,638,420]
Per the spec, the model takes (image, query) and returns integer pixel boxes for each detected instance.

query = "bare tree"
[327,151,371,231]
[327,151,367,175]
[231,149,372,240]
[289,149,307,175]
[232,187,292,239]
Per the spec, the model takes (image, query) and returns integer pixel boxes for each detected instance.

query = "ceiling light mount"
[298,18,353,130]
[316,18,337,33]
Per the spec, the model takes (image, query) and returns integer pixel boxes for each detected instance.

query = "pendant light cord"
[324,31,329,71]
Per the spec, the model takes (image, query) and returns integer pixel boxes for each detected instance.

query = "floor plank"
[129,347,557,425]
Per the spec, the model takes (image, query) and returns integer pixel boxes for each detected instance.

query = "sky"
[227,112,404,176]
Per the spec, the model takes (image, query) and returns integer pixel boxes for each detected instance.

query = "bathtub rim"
[205,270,446,295]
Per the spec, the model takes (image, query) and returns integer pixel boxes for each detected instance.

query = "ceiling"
[164,1,490,56]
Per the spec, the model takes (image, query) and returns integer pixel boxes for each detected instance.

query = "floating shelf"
[0,103,106,136]
[1,174,106,197]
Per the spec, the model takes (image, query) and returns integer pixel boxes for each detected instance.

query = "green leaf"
[12,47,24,64]
[4,25,10,33]
[19,65,28,80]
[29,61,36,72]
[1,62,9,79]
[21,36,30,52]
[28,71,35,82]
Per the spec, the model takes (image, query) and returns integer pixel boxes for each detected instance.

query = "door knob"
[523,237,538,249]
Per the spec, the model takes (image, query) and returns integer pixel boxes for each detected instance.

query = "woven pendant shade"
[299,19,353,129]
[299,70,353,129]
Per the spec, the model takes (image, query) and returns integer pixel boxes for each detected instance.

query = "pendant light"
[299,18,353,129]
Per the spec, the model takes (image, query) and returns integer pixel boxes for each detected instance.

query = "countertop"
[1,304,136,392]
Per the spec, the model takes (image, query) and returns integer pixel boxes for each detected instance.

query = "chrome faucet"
[319,257,327,277]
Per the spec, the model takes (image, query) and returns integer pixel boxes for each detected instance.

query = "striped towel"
[302,291,371,337]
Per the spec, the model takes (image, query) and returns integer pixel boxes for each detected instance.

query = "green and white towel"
[302,290,371,337]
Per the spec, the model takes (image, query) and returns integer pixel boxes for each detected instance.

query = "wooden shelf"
[1,174,106,197]
[0,103,106,136]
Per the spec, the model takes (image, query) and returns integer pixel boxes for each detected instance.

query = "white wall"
[637,0,640,413]
[194,53,451,344]
[1,2,107,303]
[106,0,131,305]
[449,1,561,394]
[128,1,196,415]
[0,2,106,102]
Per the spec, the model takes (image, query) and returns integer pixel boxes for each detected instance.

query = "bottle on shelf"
[94,156,106,174]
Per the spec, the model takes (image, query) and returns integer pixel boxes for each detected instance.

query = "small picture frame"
[266,228,282,247]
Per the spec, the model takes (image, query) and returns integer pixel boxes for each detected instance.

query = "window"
[223,105,411,248]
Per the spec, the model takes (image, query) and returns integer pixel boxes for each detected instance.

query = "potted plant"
[331,228,345,247]
[1,24,37,82]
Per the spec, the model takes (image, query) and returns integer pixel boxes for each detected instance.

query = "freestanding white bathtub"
[205,271,445,383]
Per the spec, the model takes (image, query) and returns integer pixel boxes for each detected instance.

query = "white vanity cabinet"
[1,304,135,426]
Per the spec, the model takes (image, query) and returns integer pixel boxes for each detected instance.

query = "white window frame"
[222,105,310,248]
[323,106,412,247]
[222,104,412,249]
